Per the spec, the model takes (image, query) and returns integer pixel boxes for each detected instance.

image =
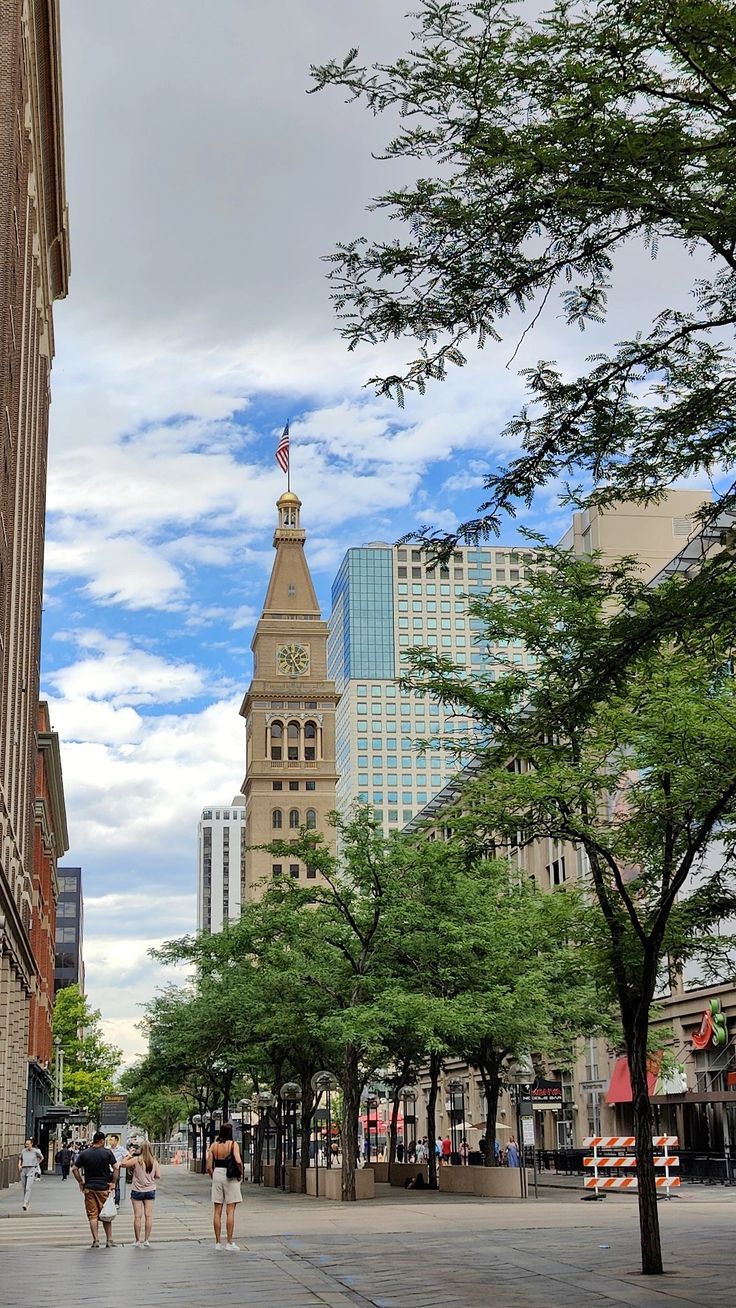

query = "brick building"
[0,0,69,1187]
[27,701,68,1144]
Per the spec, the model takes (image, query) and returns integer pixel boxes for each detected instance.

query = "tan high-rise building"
[0,1,70,1187]
[240,493,339,900]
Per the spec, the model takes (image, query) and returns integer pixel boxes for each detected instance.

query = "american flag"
[275,421,289,473]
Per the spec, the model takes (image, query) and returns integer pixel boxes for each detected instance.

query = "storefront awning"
[606,1056,658,1104]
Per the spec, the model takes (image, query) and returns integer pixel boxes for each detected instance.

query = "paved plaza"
[1,1166,735,1307]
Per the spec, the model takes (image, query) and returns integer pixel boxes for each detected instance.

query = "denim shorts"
[130,1190,156,1201]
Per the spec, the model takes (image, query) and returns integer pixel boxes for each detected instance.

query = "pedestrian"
[120,1141,160,1248]
[72,1130,119,1248]
[441,1134,452,1165]
[207,1121,242,1252]
[57,1143,73,1181]
[18,1138,43,1210]
[107,1134,127,1205]
[506,1136,520,1168]
[396,1138,404,1163]
[416,1138,427,1163]
[459,1136,469,1165]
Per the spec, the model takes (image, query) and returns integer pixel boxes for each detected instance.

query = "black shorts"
[130,1190,156,1201]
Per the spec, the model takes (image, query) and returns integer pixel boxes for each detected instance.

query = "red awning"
[605,1056,658,1104]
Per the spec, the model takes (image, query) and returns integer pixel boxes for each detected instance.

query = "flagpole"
[287,418,291,493]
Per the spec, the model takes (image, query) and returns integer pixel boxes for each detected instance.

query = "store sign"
[531,1079,563,1108]
[100,1094,129,1127]
[691,997,728,1051]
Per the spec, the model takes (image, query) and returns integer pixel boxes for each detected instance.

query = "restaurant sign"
[531,1079,563,1108]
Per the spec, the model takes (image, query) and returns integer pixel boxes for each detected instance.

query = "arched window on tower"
[272,809,283,830]
[305,809,317,830]
[287,720,300,761]
[269,720,283,761]
[289,808,300,829]
[304,720,317,762]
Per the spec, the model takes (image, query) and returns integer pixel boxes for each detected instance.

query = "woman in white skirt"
[207,1122,242,1251]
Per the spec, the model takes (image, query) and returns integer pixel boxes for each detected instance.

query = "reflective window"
[272,809,283,829]
[289,809,300,828]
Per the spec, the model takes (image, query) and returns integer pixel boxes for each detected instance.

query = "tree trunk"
[426,1051,442,1190]
[340,1045,361,1201]
[221,1070,233,1122]
[481,1070,501,1166]
[627,1016,663,1275]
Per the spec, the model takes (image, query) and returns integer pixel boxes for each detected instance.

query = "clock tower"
[240,491,340,899]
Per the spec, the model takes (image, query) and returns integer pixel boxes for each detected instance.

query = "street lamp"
[236,1098,249,1173]
[279,1082,302,1191]
[310,1071,338,1195]
[256,1092,277,1176]
[505,1056,536,1198]
[201,1110,212,1172]
[447,1079,465,1163]
[398,1085,418,1161]
[192,1113,202,1168]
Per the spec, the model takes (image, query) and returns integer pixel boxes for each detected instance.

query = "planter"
[389,1163,429,1188]
[262,1162,277,1188]
[305,1167,375,1201]
[438,1165,526,1198]
[364,1162,389,1183]
[286,1165,303,1193]
[438,1166,476,1194]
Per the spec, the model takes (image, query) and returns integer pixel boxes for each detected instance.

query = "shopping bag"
[99,1192,117,1220]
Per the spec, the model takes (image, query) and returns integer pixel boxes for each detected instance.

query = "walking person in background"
[57,1143,73,1181]
[18,1139,43,1210]
[459,1136,470,1165]
[72,1131,119,1248]
[108,1134,127,1206]
[120,1141,160,1248]
[441,1134,452,1166]
[207,1122,242,1252]
[505,1136,520,1168]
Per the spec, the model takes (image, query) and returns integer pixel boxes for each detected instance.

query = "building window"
[304,720,317,761]
[269,720,283,759]
[305,780,316,791]
[272,781,283,791]
[306,866,317,879]
[289,808,300,829]
[547,857,566,885]
[272,864,283,877]
[272,809,283,830]
[306,809,317,830]
[289,780,299,791]
[289,864,300,878]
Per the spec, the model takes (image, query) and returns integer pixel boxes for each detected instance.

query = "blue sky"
[44,1,710,1063]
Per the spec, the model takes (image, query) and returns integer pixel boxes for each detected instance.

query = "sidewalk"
[1,1165,735,1306]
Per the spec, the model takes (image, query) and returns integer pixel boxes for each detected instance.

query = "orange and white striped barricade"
[582,1136,680,1198]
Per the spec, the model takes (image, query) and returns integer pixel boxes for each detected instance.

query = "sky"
[46,1,709,1065]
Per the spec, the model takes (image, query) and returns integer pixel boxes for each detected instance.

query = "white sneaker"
[214,1243,223,1251]
[133,1241,143,1248]
[225,1242,240,1252]
[143,1241,151,1248]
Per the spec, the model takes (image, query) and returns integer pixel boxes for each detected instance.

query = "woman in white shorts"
[207,1122,242,1251]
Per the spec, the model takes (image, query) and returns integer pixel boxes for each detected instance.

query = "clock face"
[277,643,310,677]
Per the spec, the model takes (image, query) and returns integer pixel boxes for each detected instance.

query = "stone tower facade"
[240,492,339,900]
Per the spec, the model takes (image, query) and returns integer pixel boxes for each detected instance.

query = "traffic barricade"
[582,1136,680,1196]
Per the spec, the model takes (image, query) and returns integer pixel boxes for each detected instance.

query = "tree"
[312,0,736,537]
[117,1061,190,1142]
[52,984,121,1122]
[384,834,604,1168]
[402,546,736,1273]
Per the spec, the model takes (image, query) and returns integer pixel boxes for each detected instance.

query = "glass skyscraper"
[328,541,536,832]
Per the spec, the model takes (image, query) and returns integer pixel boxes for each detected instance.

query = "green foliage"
[117,1063,189,1141]
[401,543,736,1270]
[52,984,122,1121]
[312,0,736,532]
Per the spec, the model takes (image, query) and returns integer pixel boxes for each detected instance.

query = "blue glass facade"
[329,548,395,687]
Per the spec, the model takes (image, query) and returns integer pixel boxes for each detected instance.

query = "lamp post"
[236,1098,249,1176]
[279,1083,302,1191]
[192,1113,202,1168]
[447,1079,465,1163]
[201,1111,211,1172]
[506,1056,537,1199]
[310,1071,338,1196]
[402,1087,417,1160]
[255,1092,277,1181]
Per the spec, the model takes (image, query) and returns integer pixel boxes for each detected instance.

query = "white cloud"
[47,632,206,707]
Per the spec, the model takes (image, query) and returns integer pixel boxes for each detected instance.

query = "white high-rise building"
[327,542,537,834]
[196,795,246,933]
